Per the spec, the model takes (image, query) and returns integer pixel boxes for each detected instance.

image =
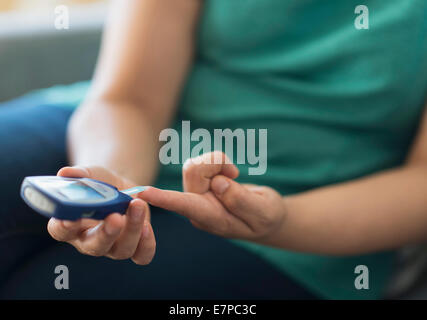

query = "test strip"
[121,186,148,196]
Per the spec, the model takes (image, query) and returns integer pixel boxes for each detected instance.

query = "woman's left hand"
[139,152,287,242]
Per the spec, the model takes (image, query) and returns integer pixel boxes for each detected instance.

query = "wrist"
[254,195,289,247]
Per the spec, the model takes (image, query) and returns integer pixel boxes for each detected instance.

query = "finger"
[138,187,216,225]
[57,166,91,178]
[243,184,268,195]
[47,218,86,242]
[210,175,262,218]
[78,213,124,256]
[132,221,156,265]
[107,199,146,259]
[57,166,126,189]
[183,151,239,193]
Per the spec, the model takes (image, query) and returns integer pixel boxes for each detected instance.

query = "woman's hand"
[139,152,287,243]
[47,166,156,265]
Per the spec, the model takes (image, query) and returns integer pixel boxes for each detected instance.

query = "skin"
[48,0,427,263]
[48,0,202,264]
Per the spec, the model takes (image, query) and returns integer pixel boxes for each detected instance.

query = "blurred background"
[0,0,101,11]
[1,0,427,300]
[0,0,106,102]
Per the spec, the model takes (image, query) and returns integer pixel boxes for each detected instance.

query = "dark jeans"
[0,97,317,299]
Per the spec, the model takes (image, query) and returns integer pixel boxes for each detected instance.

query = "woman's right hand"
[47,166,156,265]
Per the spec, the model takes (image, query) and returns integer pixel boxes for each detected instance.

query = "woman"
[1,0,427,299]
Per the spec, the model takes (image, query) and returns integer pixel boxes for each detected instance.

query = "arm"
[68,0,202,185]
[277,104,427,255]
[47,0,202,264]
[139,103,427,256]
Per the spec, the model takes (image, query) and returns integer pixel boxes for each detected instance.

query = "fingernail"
[130,204,144,223]
[142,222,150,239]
[212,177,230,195]
[105,222,120,236]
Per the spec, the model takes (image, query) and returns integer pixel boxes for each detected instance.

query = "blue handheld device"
[20,176,146,220]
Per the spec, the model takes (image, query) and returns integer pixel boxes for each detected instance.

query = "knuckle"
[256,212,276,230]
[226,200,240,213]
[85,166,102,177]
[76,165,92,177]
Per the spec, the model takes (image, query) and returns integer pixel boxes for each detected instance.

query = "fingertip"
[224,164,239,179]
[136,186,156,201]
[57,166,71,176]
[50,218,77,232]
[127,199,146,223]
[47,217,58,231]
[130,198,145,208]
[47,218,80,241]
[57,166,89,178]
[233,164,240,176]
[141,186,155,192]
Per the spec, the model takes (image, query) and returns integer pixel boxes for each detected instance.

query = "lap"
[0,95,317,300]
[1,208,316,299]
[0,98,73,285]
[0,99,73,234]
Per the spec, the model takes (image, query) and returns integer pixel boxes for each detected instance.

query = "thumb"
[183,151,239,194]
[57,166,125,190]
[210,175,262,218]
[57,166,91,178]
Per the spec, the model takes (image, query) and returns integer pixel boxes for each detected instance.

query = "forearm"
[67,98,160,185]
[66,0,201,185]
[266,164,427,255]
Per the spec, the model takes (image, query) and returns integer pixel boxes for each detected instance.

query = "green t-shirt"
[156,0,427,299]
[31,0,427,299]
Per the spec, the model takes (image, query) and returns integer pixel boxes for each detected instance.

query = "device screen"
[38,180,105,201]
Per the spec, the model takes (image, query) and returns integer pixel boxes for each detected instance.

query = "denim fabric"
[0,97,317,299]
